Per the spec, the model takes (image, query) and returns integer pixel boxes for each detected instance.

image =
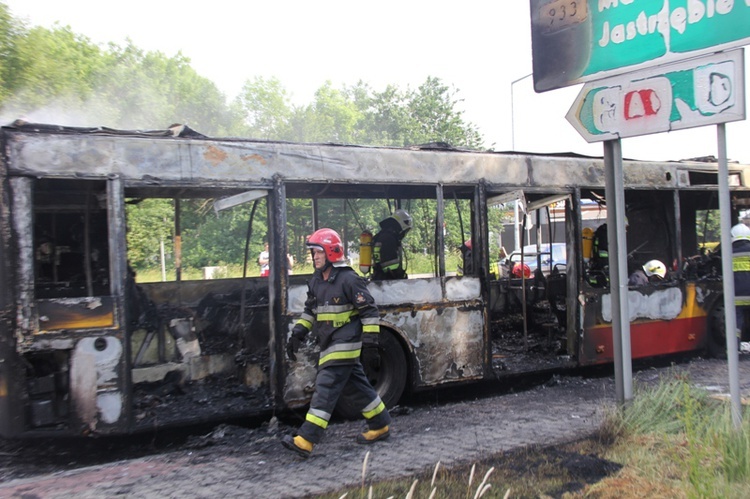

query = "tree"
[235,76,292,140]
[92,41,234,134]
[404,77,483,149]
[0,7,489,273]
[126,199,175,270]
[231,75,485,149]
[0,18,240,135]
[0,2,22,104]
[2,23,104,116]
[356,82,412,146]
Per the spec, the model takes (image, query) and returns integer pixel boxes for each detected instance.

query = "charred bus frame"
[1,123,748,437]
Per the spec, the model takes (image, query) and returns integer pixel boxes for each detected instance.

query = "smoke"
[0,78,214,132]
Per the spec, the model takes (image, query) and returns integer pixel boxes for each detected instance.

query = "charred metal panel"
[37,297,115,331]
[9,177,33,338]
[139,278,257,307]
[289,277,480,312]
[602,287,685,322]
[285,277,485,393]
[23,338,75,351]
[287,284,308,314]
[282,303,486,402]
[8,129,744,191]
[595,282,715,325]
[445,277,481,301]
[567,189,583,355]
[269,179,286,409]
[385,307,484,386]
[70,336,123,431]
[369,279,443,306]
[436,185,446,275]
[0,130,24,436]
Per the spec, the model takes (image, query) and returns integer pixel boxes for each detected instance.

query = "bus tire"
[708,302,728,359]
[335,329,407,420]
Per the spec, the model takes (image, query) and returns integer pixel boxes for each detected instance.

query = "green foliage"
[0,3,489,271]
[232,74,485,148]
[614,375,710,436]
[716,411,750,483]
[236,76,292,139]
[126,199,174,269]
[677,380,717,497]
[0,2,485,146]
[0,4,23,102]
[305,81,363,143]
[603,374,750,497]
[697,209,721,248]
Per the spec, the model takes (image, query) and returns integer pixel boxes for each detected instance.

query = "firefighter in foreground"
[283,228,392,458]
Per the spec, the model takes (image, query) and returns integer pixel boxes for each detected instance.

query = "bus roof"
[4,122,749,192]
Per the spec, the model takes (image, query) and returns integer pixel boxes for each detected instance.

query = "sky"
[6,0,750,163]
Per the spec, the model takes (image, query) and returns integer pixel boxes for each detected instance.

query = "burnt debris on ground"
[491,302,571,376]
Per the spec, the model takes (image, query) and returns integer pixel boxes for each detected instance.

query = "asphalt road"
[1,356,748,498]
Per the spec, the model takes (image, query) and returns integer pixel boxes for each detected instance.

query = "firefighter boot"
[356,425,390,444]
[282,434,313,458]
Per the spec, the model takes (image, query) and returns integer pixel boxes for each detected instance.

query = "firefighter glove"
[287,325,306,361]
[287,336,302,361]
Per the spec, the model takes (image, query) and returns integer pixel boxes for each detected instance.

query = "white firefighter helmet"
[642,259,667,279]
[731,223,750,241]
[390,209,413,233]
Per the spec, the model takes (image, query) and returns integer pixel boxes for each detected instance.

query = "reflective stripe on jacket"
[294,266,380,367]
[372,229,403,276]
[734,237,750,306]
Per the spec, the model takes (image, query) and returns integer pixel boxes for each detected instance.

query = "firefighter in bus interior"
[283,228,391,458]
[588,217,630,287]
[628,259,667,286]
[588,222,610,286]
[371,209,412,280]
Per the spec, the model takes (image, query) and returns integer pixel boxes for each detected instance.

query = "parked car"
[502,243,567,277]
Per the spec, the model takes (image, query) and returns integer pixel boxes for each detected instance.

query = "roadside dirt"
[1,356,748,498]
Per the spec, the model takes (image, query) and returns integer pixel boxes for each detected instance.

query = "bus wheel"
[708,302,728,359]
[335,329,407,420]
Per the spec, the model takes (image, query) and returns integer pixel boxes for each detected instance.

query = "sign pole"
[603,139,633,404]
[717,122,743,428]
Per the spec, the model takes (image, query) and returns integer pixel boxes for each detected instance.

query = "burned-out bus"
[1,122,748,437]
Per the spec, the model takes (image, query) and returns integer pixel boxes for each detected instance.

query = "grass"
[133,251,464,283]
[317,372,750,498]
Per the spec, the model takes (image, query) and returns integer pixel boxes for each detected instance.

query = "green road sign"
[531,0,750,92]
[566,49,746,142]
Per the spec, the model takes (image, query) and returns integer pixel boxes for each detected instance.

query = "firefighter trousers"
[298,362,391,444]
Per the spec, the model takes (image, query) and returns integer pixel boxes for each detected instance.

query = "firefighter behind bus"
[371,209,412,280]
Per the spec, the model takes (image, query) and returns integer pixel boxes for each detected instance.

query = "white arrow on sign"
[567,49,746,143]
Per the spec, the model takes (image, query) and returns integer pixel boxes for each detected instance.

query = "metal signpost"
[530,1,749,419]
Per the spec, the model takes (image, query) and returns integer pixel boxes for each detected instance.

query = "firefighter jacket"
[591,224,609,270]
[372,228,406,280]
[733,237,750,306]
[292,266,380,367]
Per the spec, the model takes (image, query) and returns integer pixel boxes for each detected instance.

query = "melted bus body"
[0,123,747,437]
